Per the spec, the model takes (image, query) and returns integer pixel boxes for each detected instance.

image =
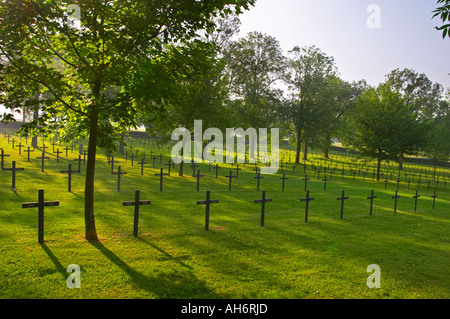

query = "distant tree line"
[0,1,448,240]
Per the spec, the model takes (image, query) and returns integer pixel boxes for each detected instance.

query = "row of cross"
[21,187,439,244]
[2,144,448,195]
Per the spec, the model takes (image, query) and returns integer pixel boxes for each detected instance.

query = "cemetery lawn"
[0,137,449,299]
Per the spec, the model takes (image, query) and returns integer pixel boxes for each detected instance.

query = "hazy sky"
[237,0,450,90]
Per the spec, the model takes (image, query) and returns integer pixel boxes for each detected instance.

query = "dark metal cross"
[193,169,205,191]
[55,148,62,163]
[83,150,88,164]
[254,172,264,191]
[197,190,219,231]
[17,142,23,155]
[392,190,401,214]
[73,155,83,172]
[225,171,237,191]
[36,152,50,172]
[254,166,260,177]
[367,190,377,216]
[337,190,349,220]
[215,163,221,178]
[165,160,175,176]
[280,173,288,192]
[155,168,168,192]
[255,190,272,227]
[300,190,315,222]
[431,191,438,210]
[138,158,147,176]
[22,189,59,244]
[108,155,118,174]
[41,142,48,155]
[191,162,198,175]
[234,164,242,179]
[123,190,151,237]
[112,166,127,192]
[302,175,310,192]
[4,161,24,191]
[412,190,420,212]
[0,149,10,170]
[61,164,77,192]
[322,176,329,191]
[24,146,34,162]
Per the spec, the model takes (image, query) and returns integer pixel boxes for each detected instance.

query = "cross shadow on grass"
[90,240,224,298]
[12,189,23,200]
[40,243,68,280]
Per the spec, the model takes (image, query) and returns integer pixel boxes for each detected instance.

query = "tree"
[344,84,426,180]
[433,0,450,39]
[223,31,286,130]
[423,102,450,179]
[0,0,255,241]
[285,45,338,163]
[384,68,444,168]
[312,77,364,158]
[133,39,231,175]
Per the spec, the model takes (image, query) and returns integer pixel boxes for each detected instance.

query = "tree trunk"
[179,141,184,177]
[295,130,302,164]
[84,76,102,242]
[31,92,40,148]
[376,157,381,181]
[303,140,308,161]
[119,133,125,154]
[433,158,437,182]
[398,156,403,170]
[84,111,99,241]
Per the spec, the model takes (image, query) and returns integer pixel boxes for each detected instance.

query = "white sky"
[237,0,450,90]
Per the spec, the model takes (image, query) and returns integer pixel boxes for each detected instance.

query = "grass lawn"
[0,135,449,299]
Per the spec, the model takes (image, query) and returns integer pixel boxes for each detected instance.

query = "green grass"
[0,135,449,299]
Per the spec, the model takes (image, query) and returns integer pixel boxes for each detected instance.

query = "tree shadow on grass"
[136,237,193,270]
[90,240,224,299]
